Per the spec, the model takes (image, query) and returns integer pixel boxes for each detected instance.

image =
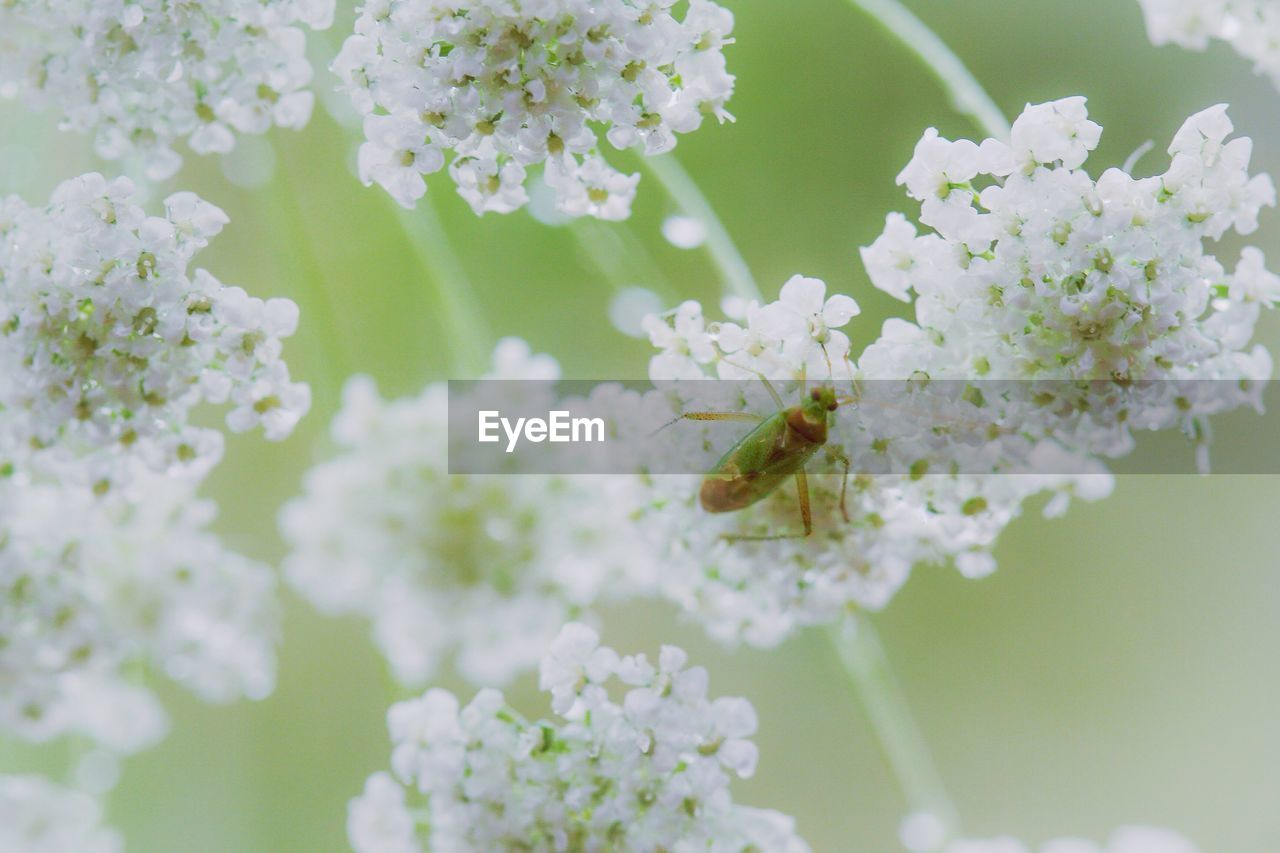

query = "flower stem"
[829,618,960,841]
[568,218,679,304]
[639,153,763,303]
[389,194,493,376]
[269,148,352,397]
[842,0,1011,141]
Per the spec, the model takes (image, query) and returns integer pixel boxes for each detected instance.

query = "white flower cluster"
[0,473,278,753]
[1138,0,1280,90]
[348,623,808,853]
[333,0,736,218]
[281,339,651,687]
[0,0,334,179]
[860,99,1276,462]
[641,275,1113,646]
[0,173,310,491]
[0,775,121,853]
[946,825,1198,853]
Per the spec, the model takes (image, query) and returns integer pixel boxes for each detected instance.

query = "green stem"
[842,0,1011,141]
[639,153,763,303]
[568,219,678,304]
[269,150,351,397]
[387,194,493,376]
[829,618,960,841]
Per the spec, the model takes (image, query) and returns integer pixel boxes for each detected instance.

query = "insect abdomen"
[700,469,783,513]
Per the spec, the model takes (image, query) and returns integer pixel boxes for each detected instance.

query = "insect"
[666,372,1002,541]
[670,377,854,541]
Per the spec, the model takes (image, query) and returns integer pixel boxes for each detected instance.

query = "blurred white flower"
[281,340,652,687]
[349,623,809,853]
[1138,0,1280,92]
[0,775,121,853]
[333,0,736,219]
[663,215,711,250]
[0,0,333,179]
[0,173,310,492]
[0,472,279,753]
[947,825,1199,853]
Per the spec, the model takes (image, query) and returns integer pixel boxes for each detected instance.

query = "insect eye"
[810,388,821,401]
[827,402,838,411]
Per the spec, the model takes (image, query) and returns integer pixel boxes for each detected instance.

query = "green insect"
[672,378,854,541]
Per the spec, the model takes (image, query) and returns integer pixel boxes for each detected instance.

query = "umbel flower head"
[348,623,809,853]
[333,0,736,218]
[0,775,121,853]
[946,825,1198,853]
[0,471,279,753]
[281,339,653,687]
[860,99,1277,464]
[639,276,1112,646]
[0,0,335,179]
[0,173,310,492]
[1138,0,1280,92]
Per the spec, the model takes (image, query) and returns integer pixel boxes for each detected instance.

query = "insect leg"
[794,468,814,536]
[827,449,852,523]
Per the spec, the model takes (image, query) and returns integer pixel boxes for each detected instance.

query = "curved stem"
[639,153,763,303]
[388,194,493,376]
[842,0,1011,141]
[269,149,352,397]
[829,618,961,842]
[569,219,679,304]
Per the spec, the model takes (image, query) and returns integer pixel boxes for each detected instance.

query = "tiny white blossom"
[0,174,310,491]
[349,623,809,852]
[333,0,736,219]
[0,0,335,178]
[0,775,121,853]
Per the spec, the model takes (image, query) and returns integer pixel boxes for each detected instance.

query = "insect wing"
[700,413,820,513]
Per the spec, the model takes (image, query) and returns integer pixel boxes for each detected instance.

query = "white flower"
[859,213,920,302]
[766,274,861,374]
[0,775,121,853]
[545,155,641,222]
[333,0,736,219]
[0,174,310,491]
[0,471,278,753]
[1006,96,1102,171]
[1138,0,1280,93]
[644,300,719,379]
[280,340,652,687]
[947,825,1199,853]
[358,115,448,209]
[637,278,1112,646]
[350,623,809,853]
[625,102,1272,647]
[0,0,335,178]
[860,99,1276,463]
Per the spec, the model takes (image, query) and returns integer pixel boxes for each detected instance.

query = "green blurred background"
[3,0,1279,849]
